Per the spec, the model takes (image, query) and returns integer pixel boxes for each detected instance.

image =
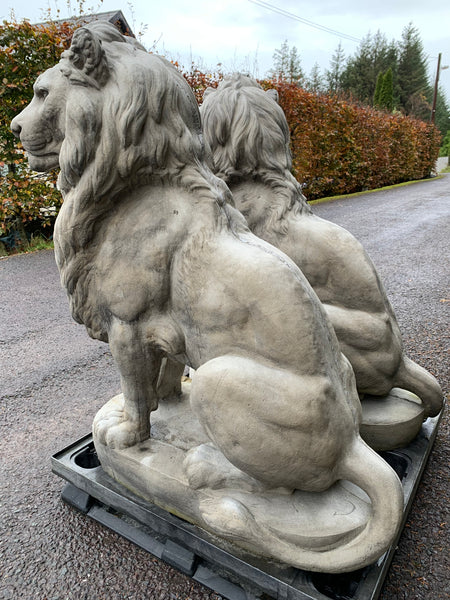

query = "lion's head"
[12,22,240,310]
[12,23,231,247]
[200,74,311,235]
[11,65,69,172]
[11,24,145,179]
[201,74,293,180]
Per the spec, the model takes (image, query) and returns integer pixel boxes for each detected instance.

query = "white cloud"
[2,0,449,97]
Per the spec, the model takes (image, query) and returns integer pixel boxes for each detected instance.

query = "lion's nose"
[11,117,22,138]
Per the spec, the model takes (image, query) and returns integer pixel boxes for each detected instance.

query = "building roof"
[37,10,136,38]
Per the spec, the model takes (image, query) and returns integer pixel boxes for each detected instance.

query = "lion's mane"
[200,74,311,236]
[54,22,237,306]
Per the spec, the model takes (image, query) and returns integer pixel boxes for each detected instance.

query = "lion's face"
[11,66,69,172]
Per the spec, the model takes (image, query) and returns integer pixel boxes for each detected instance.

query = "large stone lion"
[201,74,443,447]
[11,23,404,572]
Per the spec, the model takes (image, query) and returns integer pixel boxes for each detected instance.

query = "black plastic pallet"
[52,412,442,600]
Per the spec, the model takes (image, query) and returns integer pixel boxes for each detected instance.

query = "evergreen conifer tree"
[306,62,324,94]
[380,67,394,111]
[434,88,450,136]
[397,23,430,118]
[326,41,345,94]
[270,39,303,84]
[374,72,384,107]
[341,31,396,104]
[439,129,450,156]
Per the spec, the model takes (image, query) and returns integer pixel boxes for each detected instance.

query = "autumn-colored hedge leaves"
[0,19,73,239]
[187,74,440,199]
[266,80,441,199]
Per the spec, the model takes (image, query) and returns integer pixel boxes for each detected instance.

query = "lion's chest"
[93,247,171,323]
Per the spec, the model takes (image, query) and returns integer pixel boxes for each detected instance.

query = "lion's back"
[173,229,341,374]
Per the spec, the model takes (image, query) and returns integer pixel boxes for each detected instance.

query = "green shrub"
[439,130,450,156]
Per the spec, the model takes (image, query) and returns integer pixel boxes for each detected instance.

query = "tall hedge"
[263,80,441,199]
[0,18,75,240]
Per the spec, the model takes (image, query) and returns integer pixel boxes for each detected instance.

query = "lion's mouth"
[21,136,55,154]
[26,142,47,151]
[21,142,61,172]
[23,142,60,159]
[26,148,59,157]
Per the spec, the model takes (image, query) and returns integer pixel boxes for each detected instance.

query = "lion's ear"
[266,88,279,104]
[63,27,110,88]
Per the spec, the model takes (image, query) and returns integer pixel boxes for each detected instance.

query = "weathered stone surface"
[11,23,405,573]
[360,388,425,450]
[200,74,443,449]
[94,385,374,572]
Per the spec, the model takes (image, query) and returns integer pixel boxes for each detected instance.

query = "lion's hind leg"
[189,355,345,492]
[184,442,268,493]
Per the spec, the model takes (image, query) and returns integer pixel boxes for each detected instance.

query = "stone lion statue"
[201,74,443,449]
[11,23,404,572]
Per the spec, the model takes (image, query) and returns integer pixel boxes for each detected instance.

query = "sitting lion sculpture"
[200,74,443,449]
[12,23,404,573]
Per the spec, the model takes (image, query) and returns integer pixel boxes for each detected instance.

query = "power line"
[248,0,362,44]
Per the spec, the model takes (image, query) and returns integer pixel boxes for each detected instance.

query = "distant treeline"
[269,24,450,138]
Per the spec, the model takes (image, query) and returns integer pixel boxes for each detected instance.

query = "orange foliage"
[0,18,76,240]
[181,66,223,104]
[261,80,441,199]
[183,71,441,199]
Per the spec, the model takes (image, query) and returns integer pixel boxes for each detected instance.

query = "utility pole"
[431,53,449,124]
[430,53,441,124]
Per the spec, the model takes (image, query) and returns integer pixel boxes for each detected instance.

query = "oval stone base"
[360,388,424,451]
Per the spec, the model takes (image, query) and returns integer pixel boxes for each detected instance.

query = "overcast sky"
[3,0,450,101]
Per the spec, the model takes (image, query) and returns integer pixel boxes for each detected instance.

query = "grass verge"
[0,233,54,258]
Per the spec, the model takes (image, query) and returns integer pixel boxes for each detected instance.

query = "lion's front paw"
[93,403,150,449]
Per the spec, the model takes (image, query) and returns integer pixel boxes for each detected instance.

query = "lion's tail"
[306,437,404,572]
[394,356,443,418]
[235,437,404,574]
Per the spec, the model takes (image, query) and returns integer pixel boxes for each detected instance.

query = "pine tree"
[340,34,373,101]
[374,72,384,107]
[397,23,430,118]
[288,45,303,84]
[270,39,303,84]
[340,31,397,104]
[439,129,450,156]
[306,63,324,94]
[336,22,448,126]
[272,39,289,79]
[326,41,345,94]
[434,88,450,136]
[380,67,394,111]
[374,69,394,111]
